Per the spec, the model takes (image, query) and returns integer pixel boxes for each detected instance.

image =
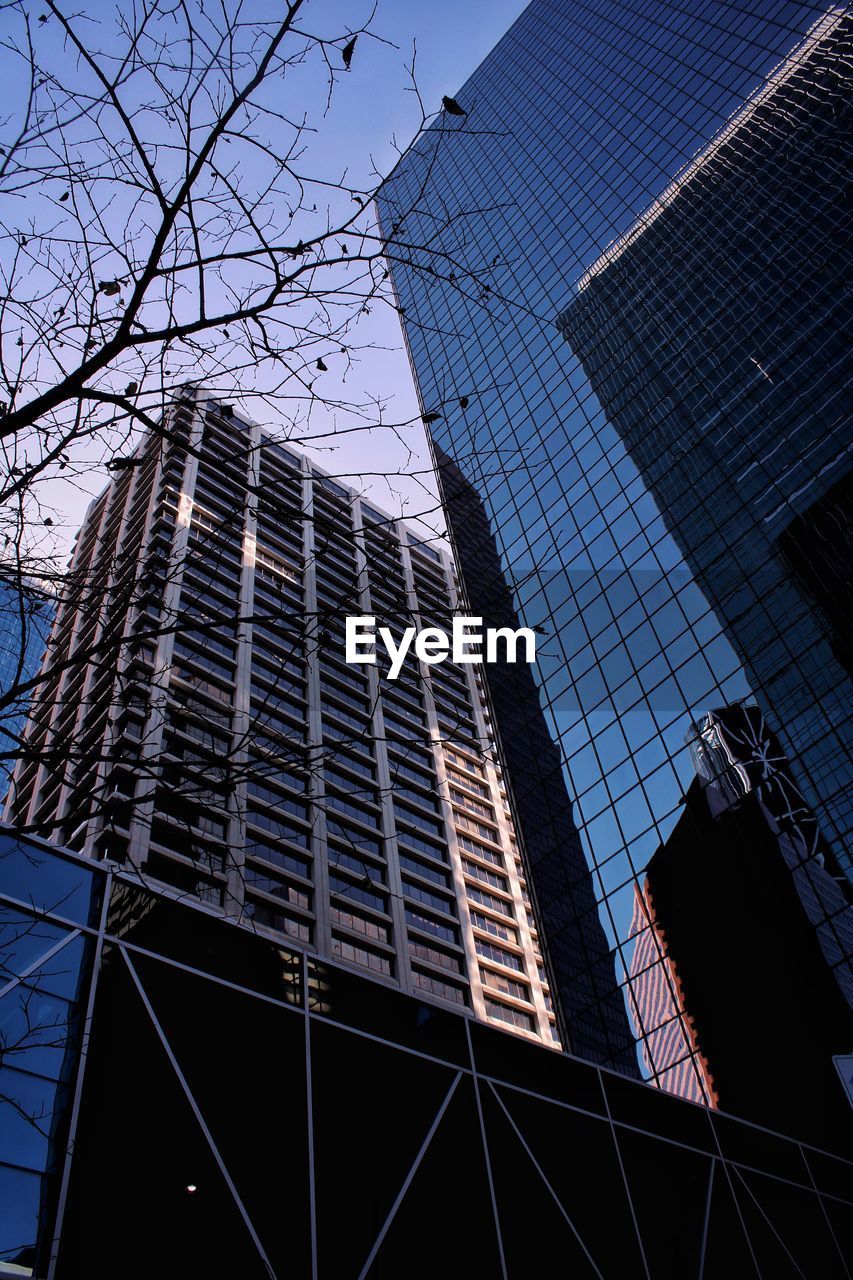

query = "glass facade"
[2,830,850,1277]
[0,833,101,1278]
[0,581,53,789]
[559,5,852,878]
[434,444,638,1072]
[377,0,852,1100]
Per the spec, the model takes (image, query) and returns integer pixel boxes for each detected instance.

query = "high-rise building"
[7,391,561,1046]
[377,0,852,1103]
[627,876,718,1108]
[559,5,853,879]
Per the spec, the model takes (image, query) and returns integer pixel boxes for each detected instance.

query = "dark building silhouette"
[631,704,852,1148]
[559,7,853,879]
[3,828,852,1276]
[434,442,638,1073]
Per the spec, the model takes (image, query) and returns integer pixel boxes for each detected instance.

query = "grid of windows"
[8,393,558,1045]
[378,0,851,1092]
[558,7,853,886]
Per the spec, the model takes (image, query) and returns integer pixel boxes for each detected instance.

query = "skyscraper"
[627,877,717,1107]
[377,0,852,1104]
[559,4,853,880]
[7,391,561,1046]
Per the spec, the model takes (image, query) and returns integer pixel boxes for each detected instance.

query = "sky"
[28,0,532,560]
[259,0,534,537]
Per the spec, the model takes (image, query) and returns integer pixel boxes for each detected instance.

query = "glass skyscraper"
[378,0,853,1101]
[559,5,852,880]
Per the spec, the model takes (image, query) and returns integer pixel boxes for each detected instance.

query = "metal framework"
[0,831,849,1279]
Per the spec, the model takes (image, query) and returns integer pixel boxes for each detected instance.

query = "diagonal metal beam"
[601,1070,652,1279]
[46,869,113,1280]
[469,1047,508,1280]
[707,1117,763,1278]
[120,945,278,1280]
[729,1163,809,1279]
[357,1071,463,1280]
[0,926,83,1003]
[697,1158,715,1280]
[487,1080,605,1279]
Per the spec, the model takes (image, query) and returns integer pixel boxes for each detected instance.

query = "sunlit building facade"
[7,392,561,1045]
[378,0,852,1100]
[627,875,717,1107]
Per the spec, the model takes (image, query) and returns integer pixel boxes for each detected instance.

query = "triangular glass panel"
[480,1081,602,1277]
[129,948,311,1279]
[310,1017,460,1280]
[490,1083,645,1276]
[54,946,272,1280]
[367,1076,503,1279]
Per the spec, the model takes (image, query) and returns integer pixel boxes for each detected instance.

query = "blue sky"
[263,0,534,534]
[35,0,532,554]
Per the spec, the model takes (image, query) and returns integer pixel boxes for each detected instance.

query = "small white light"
[185,1184,198,1194]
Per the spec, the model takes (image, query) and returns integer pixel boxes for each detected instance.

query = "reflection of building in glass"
[434,442,638,1072]
[559,7,853,877]
[628,704,853,1148]
[0,579,53,787]
[3,829,851,1274]
[691,704,853,1003]
[6,392,560,1045]
[627,881,717,1107]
